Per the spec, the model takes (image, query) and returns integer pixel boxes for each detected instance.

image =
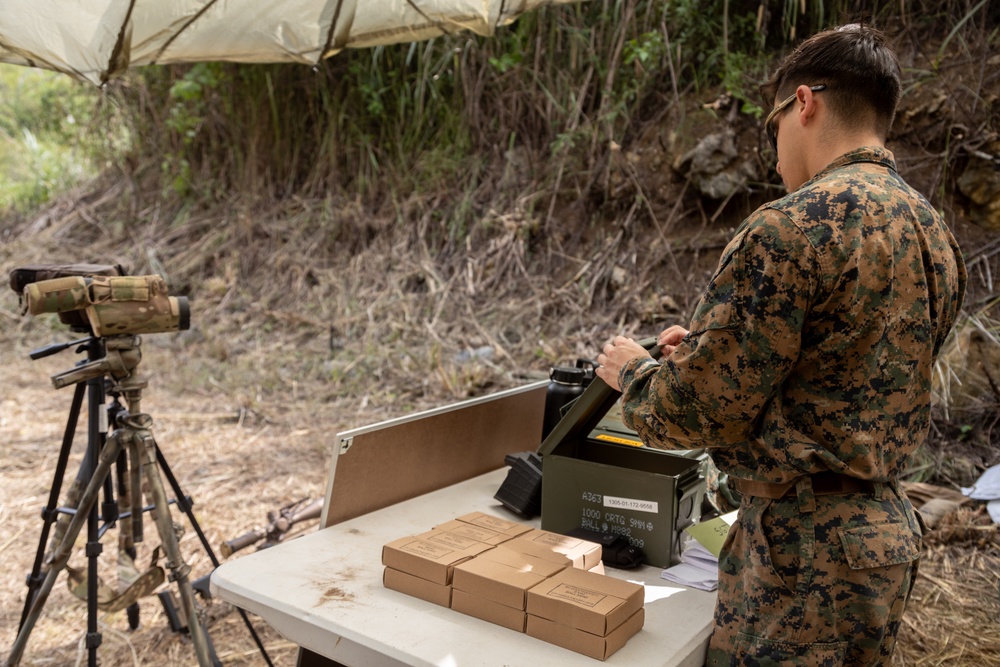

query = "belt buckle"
[811,472,846,495]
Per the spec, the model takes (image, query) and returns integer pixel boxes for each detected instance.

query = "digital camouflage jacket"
[619,146,967,485]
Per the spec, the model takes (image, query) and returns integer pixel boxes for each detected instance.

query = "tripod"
[4,334,273,667]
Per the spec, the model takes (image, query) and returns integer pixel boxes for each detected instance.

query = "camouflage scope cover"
[8,263,125,294]
[24,274,190,336]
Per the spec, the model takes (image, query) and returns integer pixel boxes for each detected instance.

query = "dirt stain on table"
[317,585,356,605]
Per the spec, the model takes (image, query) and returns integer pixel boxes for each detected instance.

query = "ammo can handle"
[536,337,660,457]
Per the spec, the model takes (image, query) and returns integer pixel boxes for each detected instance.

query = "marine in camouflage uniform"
[596,26,966,666]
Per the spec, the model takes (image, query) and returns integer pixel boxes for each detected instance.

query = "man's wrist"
[618,356,659,395]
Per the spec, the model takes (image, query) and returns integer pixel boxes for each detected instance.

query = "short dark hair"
[760,24,902,140]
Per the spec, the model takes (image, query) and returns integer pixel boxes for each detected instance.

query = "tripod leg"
[136,432,213,667]
[3,434,122,667]
[115,440,141,630]
[155,446,275,667]
[87,374,108,667]
[18,382,86,632]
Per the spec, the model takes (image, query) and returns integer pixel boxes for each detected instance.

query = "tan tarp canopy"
[0,0,577,86]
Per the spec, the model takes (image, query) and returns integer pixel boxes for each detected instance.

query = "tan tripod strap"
[65,549,165,612]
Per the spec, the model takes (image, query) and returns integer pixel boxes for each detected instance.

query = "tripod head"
[11,263,188,391]
[29,332,145,390]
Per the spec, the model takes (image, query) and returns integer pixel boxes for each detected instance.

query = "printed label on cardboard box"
[423,530,481,551]
[456,512,533,537]
[548,583,607,608]
[448,524,500,542]
[432,520,512,546]
[526,532,578,548]
[400,540,455,560]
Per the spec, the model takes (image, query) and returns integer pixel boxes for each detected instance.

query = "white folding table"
[211,468,716,667]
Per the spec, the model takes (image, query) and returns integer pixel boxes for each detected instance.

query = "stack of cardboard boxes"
[382,512,644,661]
[525,567,644,659]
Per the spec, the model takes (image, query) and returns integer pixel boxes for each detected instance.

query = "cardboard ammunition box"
[432,520,517,546]
[503,529,602,570]
[381,533,492,585]
[383,567,451,607]
[453,512,534,539]
[538,361,706,568]
[525,566,644,637]
[451,589,526,632]
[527,608,645,661]
[452,547,568,610]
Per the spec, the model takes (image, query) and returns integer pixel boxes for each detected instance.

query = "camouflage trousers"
[706,479,921,666]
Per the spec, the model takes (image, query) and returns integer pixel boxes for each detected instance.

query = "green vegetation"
[3,0,991,224]
[0,67,103,211]
[102,0,791,207]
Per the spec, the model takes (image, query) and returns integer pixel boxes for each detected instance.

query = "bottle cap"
[550,366,585,384]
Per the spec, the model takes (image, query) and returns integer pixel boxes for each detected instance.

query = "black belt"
[731,471,878,499]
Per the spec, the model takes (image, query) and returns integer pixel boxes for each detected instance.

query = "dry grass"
[894,506,1000,666]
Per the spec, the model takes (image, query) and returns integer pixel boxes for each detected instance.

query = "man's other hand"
[658,325,690,356]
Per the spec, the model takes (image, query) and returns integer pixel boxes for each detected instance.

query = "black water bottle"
[542,365,587,439]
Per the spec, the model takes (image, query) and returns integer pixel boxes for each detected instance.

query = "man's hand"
[658,325,689,356]
[595,336,653,391]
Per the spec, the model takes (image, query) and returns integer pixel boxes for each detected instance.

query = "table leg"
[296,647,347,667]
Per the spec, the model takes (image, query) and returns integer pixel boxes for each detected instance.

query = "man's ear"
[796,84,820,126]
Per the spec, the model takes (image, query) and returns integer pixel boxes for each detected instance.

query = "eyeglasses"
[764,84,826,153]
